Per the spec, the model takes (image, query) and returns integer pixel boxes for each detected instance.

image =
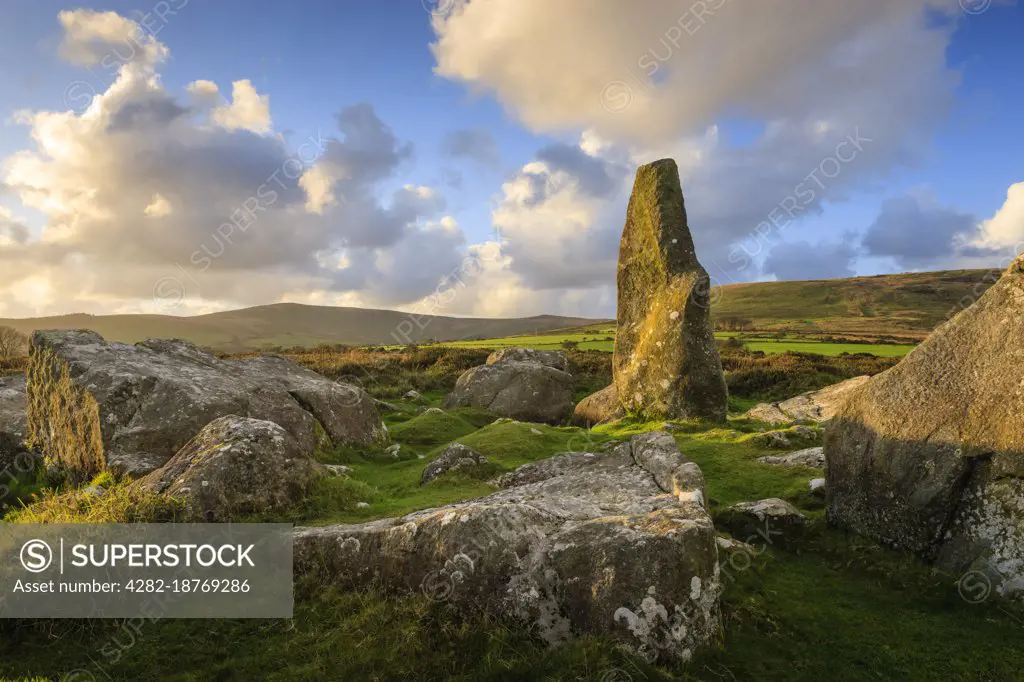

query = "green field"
[440,326,917,358]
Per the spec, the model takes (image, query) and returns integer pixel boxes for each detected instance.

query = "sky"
[0,0,1021,320]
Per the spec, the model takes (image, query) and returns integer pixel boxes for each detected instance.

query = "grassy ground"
[1,348,1020,680]
[437,327,916,358]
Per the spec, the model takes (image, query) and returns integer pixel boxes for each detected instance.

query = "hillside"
[0,304,602,352]
[711,268,1002,340]
[0,268,1001,351]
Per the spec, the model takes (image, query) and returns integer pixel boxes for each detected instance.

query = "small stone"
[809,478,826,498]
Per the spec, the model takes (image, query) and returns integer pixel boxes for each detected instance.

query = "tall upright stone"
[826,255,1024,599]
[612,159,727,421]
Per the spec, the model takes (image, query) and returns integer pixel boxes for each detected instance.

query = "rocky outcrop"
[0,375,28,466]
[826,256,1024,599]
[613,159,727,422]
[572,384,625,426]
[231,355,388,448]
[486,348,569,372]
[744,376,870,425]
[421,443,489,485]
[27,330,385,479]
[294,431,721,662]
[445,348,574,424]
[136,415,324,521]
[758,447,825,468]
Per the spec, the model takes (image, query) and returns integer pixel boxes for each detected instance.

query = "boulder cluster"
[8,329,388,518]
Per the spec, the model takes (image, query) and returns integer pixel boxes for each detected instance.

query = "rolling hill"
[710,268,1002,340]
[0,304,603,352]
[0,268,1002,350]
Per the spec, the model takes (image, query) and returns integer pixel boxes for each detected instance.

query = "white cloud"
[973,182,1024,250]
[58,9,167,69]
[210,80,272,134]
[0,10,474,318]
[422,0,978,315]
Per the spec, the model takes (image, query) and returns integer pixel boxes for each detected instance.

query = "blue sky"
[0,1,1021,318]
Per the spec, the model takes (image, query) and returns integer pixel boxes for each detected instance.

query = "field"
[438,324,918,358]
[2,347,1022,680]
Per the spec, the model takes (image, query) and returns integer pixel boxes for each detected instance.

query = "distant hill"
[711,268,1002,341]
[0,268,1002,350]
[0,304,604,352]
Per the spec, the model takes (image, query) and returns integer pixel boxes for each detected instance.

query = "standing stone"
[826,255,1024,599]
[613,159,727,421]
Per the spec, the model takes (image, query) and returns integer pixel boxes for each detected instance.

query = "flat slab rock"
[27,330,386,478]
[744,376,870,425]
[294,431,721,662]
[758,447,825,468]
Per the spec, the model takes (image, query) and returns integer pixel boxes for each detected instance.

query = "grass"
[2,346,1022,680]
[438,328,916,358]
[4,410,1023,680]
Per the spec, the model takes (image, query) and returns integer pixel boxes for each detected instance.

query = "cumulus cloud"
[422,0,973,313]
[432,0,962,146]
[862,192,977,268]
[0,9,472,317]
[971,182,1024,251]
[763,237,858,281]
[58,9,167,69]
[210,80,272,134]
[441,128,500,167]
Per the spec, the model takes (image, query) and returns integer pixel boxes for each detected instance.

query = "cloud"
[425,0,972,311]
[763,236,858,281]
[972,182,1024,251]
[58,9,167,69]
[431,0,962,146]
[0,10,473,318]
[862,192,977,268]
[210,80,272,134]
[440,128,500,167]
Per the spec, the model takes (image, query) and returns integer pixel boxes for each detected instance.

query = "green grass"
[439,330,915,358]
[4,354,1023,680]
[740,338,916,357]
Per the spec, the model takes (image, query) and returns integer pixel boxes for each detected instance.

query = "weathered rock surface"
[486,348,569,372]
[716,498,808,547]
[294,431,721,661]
[751,426,819,450]
[744,376,870,425]
[613,159,727,422]
[137,415,324,521]
[421,443,488,485]
[27,330,385,479]
[0,375,28,464]
[758,447,825,468]
[445,351,574,424]
[231,355,388,448]
[826,256,1024,599]
[572,384,625,426]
